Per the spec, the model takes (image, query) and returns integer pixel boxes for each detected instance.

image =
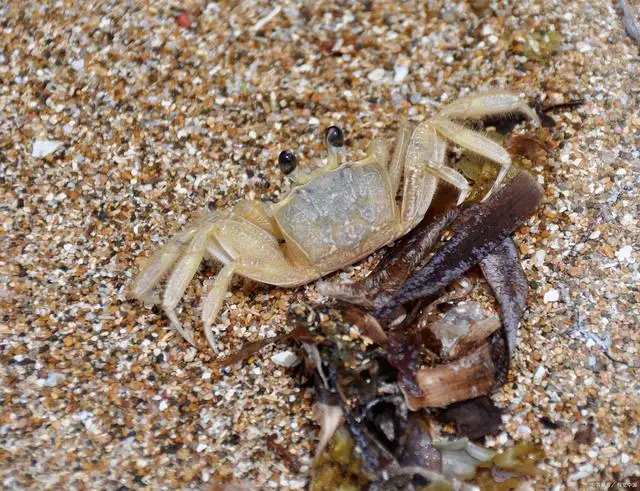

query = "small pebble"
[518,425,532,436]
[70,59,84,71]
[368,68,386,82]
[177,12,191,28]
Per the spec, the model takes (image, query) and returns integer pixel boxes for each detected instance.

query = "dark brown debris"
[574,416,596,445]
[437,396,503,439]
[375,170,544,319]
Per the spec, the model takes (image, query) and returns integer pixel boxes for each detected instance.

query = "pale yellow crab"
[130,91,540,350]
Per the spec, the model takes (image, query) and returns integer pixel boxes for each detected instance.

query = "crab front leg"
[198,217,319,351]
[437,90,541,125]
[231,199,283,239]
[398,122,470,228]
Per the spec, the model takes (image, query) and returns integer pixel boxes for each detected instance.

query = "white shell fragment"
[615,245,633,262]
[394,65,409,83]
[543,289,560,303]
[270,350,300,367]
[32,140,63,158]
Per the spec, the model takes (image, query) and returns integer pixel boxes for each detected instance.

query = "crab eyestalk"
[325,125,346,170]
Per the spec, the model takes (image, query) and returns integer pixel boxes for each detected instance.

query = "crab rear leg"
[162,225,215,345]
[130,215,218,304]
[201,262,236,350]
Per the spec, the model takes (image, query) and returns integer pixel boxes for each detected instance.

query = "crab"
[130,90,540,350]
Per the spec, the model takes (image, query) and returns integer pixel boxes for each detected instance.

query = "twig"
[568,310,639,368]
[251,6,282,32]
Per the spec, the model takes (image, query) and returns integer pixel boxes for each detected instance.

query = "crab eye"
[324,126,344,148]
[278,151,297,174]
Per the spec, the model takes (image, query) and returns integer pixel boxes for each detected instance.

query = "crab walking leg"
[400,123,441,226]
[326,140,347,171]
[430,118,511,166]
[437,90,541,126]
[162,225,213,346]
[201,263,236,350]
[388,122,414,196]
[425,164,470,205]
[430,117,512,195]
[130,224,201,304]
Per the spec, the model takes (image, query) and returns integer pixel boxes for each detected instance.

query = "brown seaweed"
[480,237,529,355]
[505,134,556,160]
[375,171,544,319]
[385,333,427,398]
[214,325,314,368]
[302,305,544,489]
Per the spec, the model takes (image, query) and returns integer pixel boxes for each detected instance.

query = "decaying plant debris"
[219,165,546,488]
[280,170,545,489]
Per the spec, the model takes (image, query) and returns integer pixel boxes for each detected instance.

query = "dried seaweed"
[480,237,529,355]
[311,428,374,490]
[301,305,545,489]
[397,414,442,471]
[403,342,497,409]
[375,170,544,319]
[385,334,425,398]
[505,134,556,160]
